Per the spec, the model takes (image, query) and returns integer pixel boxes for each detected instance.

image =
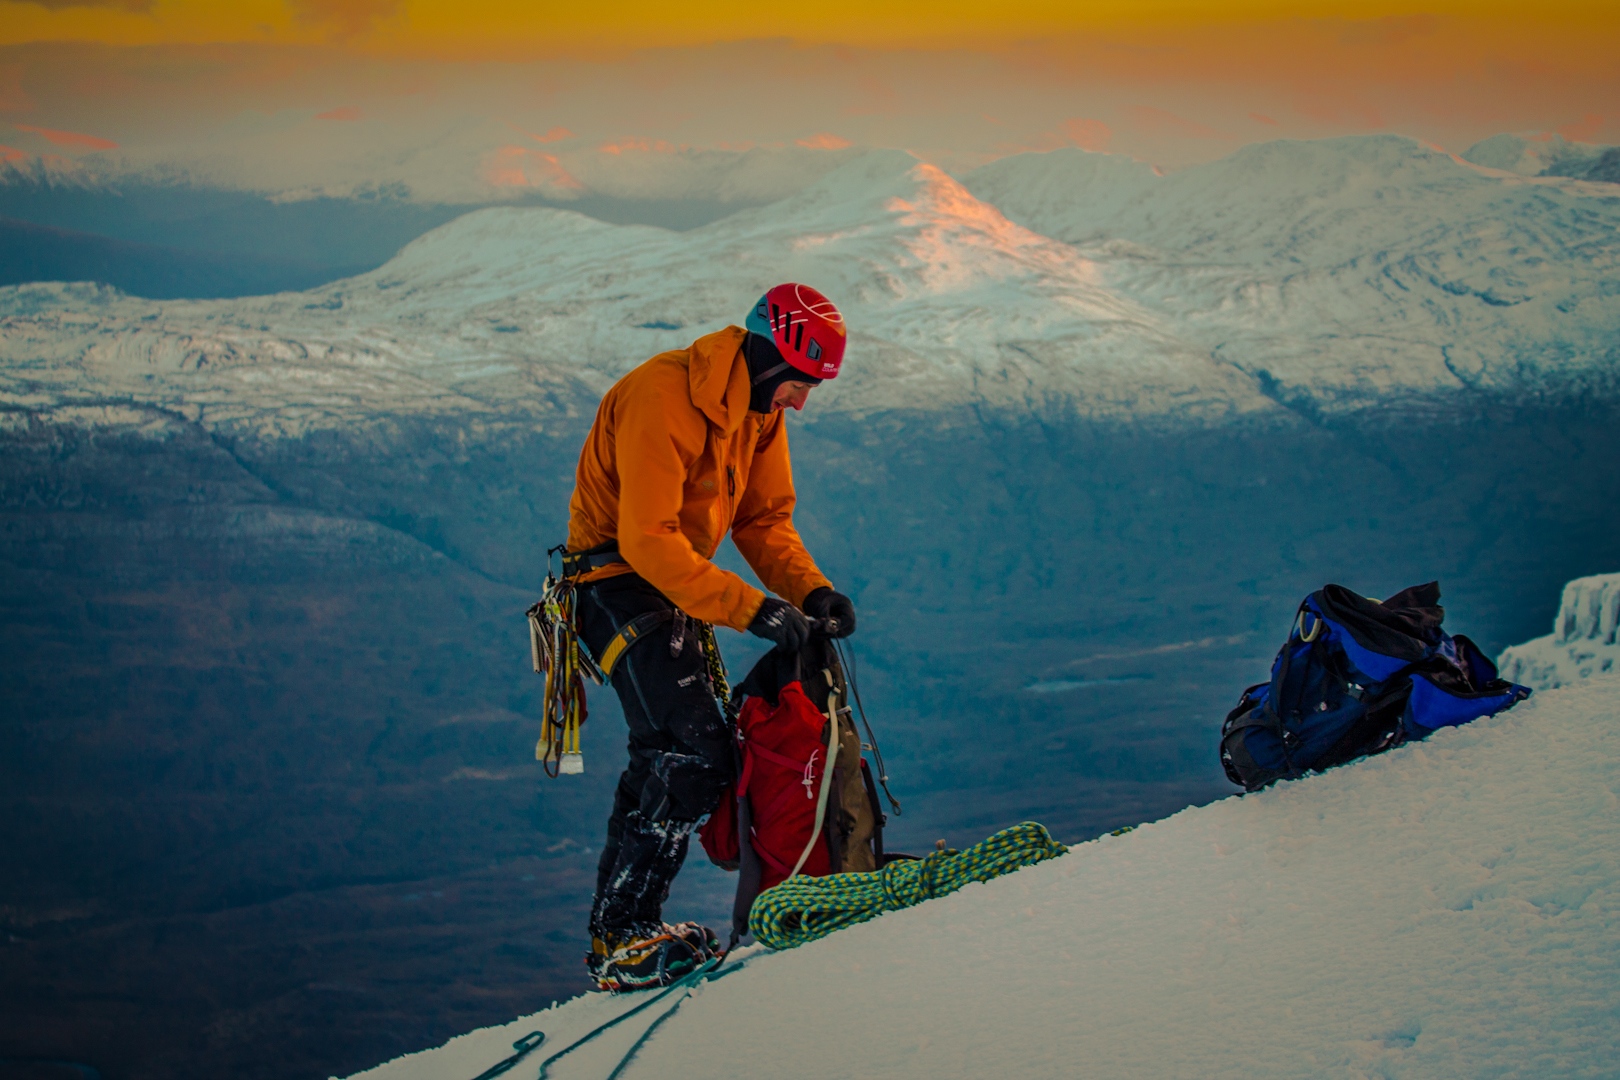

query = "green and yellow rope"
[749,821,1069,950]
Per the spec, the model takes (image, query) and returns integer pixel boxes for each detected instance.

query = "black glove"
[802,586,856,638]
[748,597,813,652]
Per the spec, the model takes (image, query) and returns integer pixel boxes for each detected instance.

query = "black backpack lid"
[734,638,839,709]
[1315,581,1444,662]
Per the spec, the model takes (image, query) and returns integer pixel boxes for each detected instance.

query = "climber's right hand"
[748,597,814,652]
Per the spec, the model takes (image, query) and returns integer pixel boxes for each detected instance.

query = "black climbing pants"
[575,573,736,938]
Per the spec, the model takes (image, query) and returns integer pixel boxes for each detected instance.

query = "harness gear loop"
[527,546,604,778]
[529,544,736,779]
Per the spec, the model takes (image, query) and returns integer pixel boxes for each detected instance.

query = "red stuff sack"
[699,640,892,945]
[697,682,831,882]
[732,680,835,888]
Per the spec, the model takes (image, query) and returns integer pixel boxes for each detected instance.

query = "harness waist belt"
[562,542,628,578]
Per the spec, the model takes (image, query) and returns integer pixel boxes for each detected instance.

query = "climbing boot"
[586,927,703,992]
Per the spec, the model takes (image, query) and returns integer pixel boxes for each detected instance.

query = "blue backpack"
[1220,582,1531,791]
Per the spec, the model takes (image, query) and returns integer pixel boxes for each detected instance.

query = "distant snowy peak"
[1498,573,1620,690]
[964,135,1620,409]
[0,129,862,208]
[0,152,1264,431]
[4,137,1620,437]
[962,148,1161,245]
[1463,133,1620,183]
[972,134,1620,263]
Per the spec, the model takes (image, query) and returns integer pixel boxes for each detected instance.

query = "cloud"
[0,143,29,163]
[1293,96,1385,129]
[528,126,574,144]
[315,105,362,120]
[0,65,34,114]
[598,137,679,155]
[1557,113,1604,141]
[1249,112,1279,126]
[482,144,584,194]
[1124,105,1233,140]
[14,123,117,150]
[796,132,852,150]
[25,0,152,7]
[841,75,899,117]
[1335,14,1441,47]
[286,0,402,38]
[1060,117,1111,152]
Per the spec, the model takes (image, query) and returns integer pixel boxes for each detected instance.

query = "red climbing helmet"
[745,283,846,379]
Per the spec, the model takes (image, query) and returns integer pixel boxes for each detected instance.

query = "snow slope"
[350,669,1617,1080]
[966,136,1620,409]
[1499,573,1620,689]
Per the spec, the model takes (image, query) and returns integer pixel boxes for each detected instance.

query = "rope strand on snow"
[533,956,722,1079]
[749,821,1068,950]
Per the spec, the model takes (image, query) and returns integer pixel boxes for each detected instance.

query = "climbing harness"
[527,546,604,777]
[595,609,675,679]
[749,821,1068,950]
[528,545,735,776]
[462,1030,544,1080]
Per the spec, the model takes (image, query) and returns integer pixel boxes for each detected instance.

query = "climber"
[561,283,859,992]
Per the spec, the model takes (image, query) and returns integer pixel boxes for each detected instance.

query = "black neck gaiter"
[743,331,820,413]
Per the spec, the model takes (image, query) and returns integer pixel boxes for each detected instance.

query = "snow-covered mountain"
[1498,573,1620,689]
[349,622,1618,1080]
[0,151,1257,431]
[5,136,1618,437]
[966,136,1620,410]
[1462,133,1620,183]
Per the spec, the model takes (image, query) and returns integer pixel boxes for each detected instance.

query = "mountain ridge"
[6,136,1619,437]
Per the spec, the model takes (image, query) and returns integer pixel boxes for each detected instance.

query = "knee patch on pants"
[640,751,730,824]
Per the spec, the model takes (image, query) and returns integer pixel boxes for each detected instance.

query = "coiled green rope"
[749,821,1068,950]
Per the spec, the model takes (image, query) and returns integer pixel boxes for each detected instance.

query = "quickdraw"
[527,546,604,778]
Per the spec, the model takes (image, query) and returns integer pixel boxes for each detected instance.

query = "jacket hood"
[686,326,752,433]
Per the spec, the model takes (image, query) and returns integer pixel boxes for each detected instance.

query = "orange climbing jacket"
[565,326,832,630]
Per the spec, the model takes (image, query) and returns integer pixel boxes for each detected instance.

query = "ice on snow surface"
[347,670,1618,1080]
[1498,573,1620,690]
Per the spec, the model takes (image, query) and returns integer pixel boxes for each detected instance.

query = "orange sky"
[2,0,1616,55]
[0,0,1614,194]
